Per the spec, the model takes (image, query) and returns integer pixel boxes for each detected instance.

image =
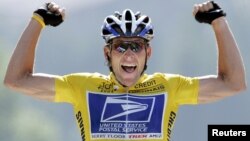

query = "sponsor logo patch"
[87,92,167,140]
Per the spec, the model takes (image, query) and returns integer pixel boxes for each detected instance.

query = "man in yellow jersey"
[4,1,246,141]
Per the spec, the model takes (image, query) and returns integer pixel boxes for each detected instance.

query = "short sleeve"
[55,75,75,104]
[163,74,199,105]
[54,73,89,106]
[175,76,199,105]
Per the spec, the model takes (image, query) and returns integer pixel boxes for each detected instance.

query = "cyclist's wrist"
[32,13,46,28]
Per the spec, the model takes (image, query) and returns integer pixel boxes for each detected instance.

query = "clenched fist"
[34,2,65,27]
[193,1,226,24]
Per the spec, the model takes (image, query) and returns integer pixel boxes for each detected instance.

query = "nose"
[123,48,135,60]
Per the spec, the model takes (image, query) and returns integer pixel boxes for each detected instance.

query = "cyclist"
[4,1,246,141]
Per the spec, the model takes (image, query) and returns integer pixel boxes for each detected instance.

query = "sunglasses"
[110,40,147,53]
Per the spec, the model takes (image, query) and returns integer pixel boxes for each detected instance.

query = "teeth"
[121,65,137,73]
[122,64,136,67]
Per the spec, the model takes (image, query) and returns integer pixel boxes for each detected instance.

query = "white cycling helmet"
[101,9,154,43]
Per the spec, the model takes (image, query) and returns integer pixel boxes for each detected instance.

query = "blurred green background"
[0,0,249,141]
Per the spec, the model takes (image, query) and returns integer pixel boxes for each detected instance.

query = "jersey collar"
[109,72,148,90]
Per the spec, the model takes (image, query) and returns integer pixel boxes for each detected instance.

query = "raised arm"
[193,1,247,104]
[4,2,65,101]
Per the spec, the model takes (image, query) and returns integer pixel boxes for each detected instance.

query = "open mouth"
[121,65,137,73]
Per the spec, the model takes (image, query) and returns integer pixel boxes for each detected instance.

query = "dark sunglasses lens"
[112,41,145,53]
[130,43,141,52]
[116,45,127,53]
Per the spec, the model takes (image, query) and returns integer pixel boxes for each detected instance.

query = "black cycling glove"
[195,1,226,24]
[34,3,63,27]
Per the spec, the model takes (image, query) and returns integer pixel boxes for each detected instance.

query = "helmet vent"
[125,11,132,21]
[143,17,149,23]
[135,11,141,20]
[114,11,122,19]
[102,28,111,35]
[112,24,124,35]
[106,17,114,24]
[148,29,153,34]
[126,23,132,35]
[133,24,145,35]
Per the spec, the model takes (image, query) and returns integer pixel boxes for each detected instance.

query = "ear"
[146,46,152,59]
[103,46,110,61]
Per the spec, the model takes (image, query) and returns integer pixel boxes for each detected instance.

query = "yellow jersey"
[55,72,199,141]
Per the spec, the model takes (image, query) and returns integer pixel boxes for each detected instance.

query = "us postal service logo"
[101,95,154,122]
[87,92,167,140]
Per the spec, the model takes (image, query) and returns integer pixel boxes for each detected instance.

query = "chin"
[122,81,135,87]
[115,68,142,87]
[120,75,139,87]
